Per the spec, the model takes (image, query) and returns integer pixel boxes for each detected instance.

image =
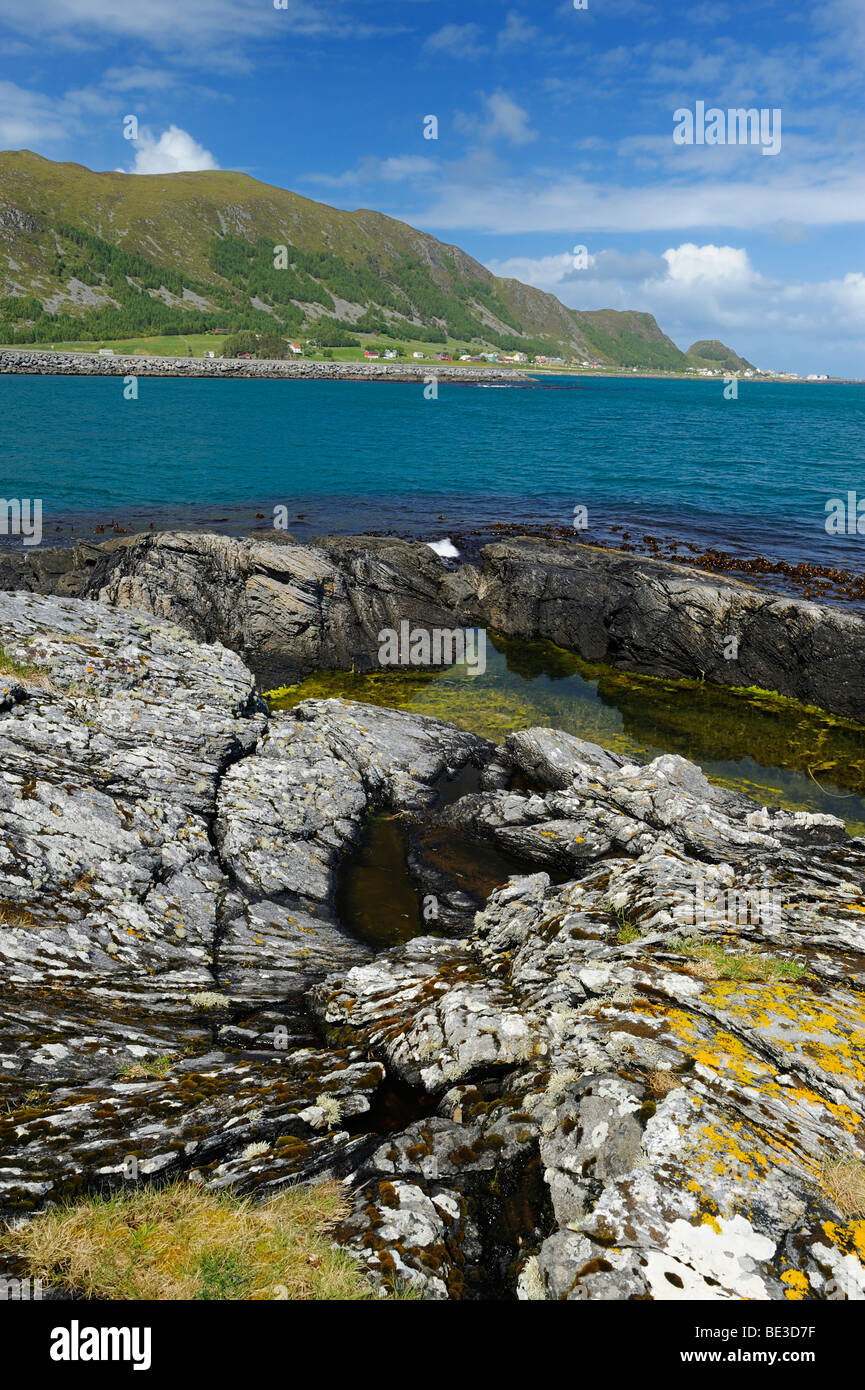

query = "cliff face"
[0,588,863,1300]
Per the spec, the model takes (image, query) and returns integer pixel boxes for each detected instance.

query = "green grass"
[670,936,807,983]
[21,329,569,366]
[1,1086,52,1116]
[0,645,50,683]
[613,907,644,943]
[23,333,228,358]
[4,1180,416,1301]
[116,1056,176,1080]
[616,920,644,944]
[11,334,728,376]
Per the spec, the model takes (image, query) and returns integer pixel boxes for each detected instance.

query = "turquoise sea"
[1,373,863,565]
[3,368,865,825]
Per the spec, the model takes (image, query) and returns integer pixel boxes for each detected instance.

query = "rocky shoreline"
[4,529,865,720]
[0,586,863,1300]
[0,347,529,384]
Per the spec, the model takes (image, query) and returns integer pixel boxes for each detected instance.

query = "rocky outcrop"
[311,732,865,1301]
[4,530,865,720]
[0,532,470,689]
[0,528,478,686]
[467,538,865,722]
[0,592,489,1214]
[1,593,863,1300]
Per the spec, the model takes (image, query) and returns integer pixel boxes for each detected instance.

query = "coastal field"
[15,332,590,371]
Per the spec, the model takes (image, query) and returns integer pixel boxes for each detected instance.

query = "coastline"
[5,526,865,719]
[3,513,862,608]
[0,347,530,384]
[1,347,857,384]
[4,580,864,1304]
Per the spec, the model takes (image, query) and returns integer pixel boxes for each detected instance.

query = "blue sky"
[1,0,863,374]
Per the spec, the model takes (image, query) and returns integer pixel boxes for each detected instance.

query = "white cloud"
[423,23,486,61]
[123,125,219,174]
[662,242,753,286]
[303,154,437,188]
[410,163,865,233]
[497,11,540,52]
[0,82,82,146]
[0,0,334,45]
[456,90,537,147]
[0,0,395,68]
[101,66,180,93]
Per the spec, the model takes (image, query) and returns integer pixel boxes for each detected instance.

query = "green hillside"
[0,150,726,369]
[685,339,757,373]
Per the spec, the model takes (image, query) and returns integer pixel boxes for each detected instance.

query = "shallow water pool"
[269,632,865,834]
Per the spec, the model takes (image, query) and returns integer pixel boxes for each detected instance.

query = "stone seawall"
[0,347,530,384]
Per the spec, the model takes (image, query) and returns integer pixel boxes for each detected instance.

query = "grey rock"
[8,530,865,720]
[471,538,865,722]
[1,586,864,1303]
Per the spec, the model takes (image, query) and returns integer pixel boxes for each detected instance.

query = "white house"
[412,351,425,359]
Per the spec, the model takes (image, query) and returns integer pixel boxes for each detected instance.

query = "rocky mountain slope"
[686,339,757,373]
[0,149,726,369]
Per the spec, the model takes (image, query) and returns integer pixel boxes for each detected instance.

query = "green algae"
[267,631,865,831]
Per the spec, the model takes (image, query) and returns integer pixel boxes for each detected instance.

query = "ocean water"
[1,373,863,566]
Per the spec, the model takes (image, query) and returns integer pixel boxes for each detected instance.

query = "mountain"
[0,150,728,370]
[686,339,757,374]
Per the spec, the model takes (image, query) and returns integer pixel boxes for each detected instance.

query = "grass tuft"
[646,1070,684,1099]
[4,1180,403,1301]
[670,936,806,983]
[0,902,40,927]
[0,645,54,690]
[116,1057,175,1081]
[613,907,643,944]
[821,1158,865,1218]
